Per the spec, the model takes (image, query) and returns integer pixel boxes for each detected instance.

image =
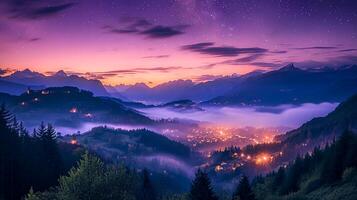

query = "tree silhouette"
[141,169,156,200]
[189,169,218,200]
[232,175,255,200]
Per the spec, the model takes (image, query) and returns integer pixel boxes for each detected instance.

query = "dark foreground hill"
[253,131,357,200]
[0,86,152,128]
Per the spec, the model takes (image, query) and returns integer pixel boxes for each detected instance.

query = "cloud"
[292,46,338,50]
[270,50,288,54]
[28,37,41,42]
[0,68,15,76]
[192,74,224,82]
[181,42,268,57]
[337,49,357,52]
[249,62,284,68]
[142,55,170,59]
[293,55,357,68]
[3,1,75,20]
[58,66,186,80]
[103,18,189,39]
[140,25,185,38]
[233,54,265,63]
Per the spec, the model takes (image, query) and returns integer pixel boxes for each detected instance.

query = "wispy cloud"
[103,18,189,39]
[337,48,357,52]
[2,0,75,20]
[58,66,187,80]
[192,74,224,82]
[142,55,170,59]
[181,42,268,57]
[291,46,338,50]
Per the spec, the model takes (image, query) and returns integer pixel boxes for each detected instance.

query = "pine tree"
[189,169,218,200]
[57,152,107,200]
[0,105,21,200]
[232,176,255,200]
[142,169,156,200]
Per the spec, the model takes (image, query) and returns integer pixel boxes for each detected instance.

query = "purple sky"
[0,0,356,85]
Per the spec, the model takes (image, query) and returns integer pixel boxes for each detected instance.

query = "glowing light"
[70,107,78,113]
[41,90,49,95]
[70,139,78,145]
[33,98,39,102]
[84,113,93,118]
[215,165,223,172]
[20,102,26,106]
[255,153,273,165]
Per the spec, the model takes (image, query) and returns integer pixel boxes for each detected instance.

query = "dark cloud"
[28,37,41,42]
[104,18,188,39]
[142,55,170,59]
[3,1,75,20]
[181,42,268,57]
[292,46,338,50]
[270,50,288,54]
[101,66,184,74]
[293,55,357,68]
[60,66,186,80]
[192,74,224,82]
[233,54,264,63]
[249,62,284,68]
[140,25,184,38]
[337,49,357,52]
[0,68,14,76]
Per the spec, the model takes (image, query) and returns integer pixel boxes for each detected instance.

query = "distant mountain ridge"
[205,64,357,106]
[110,64,357,105]
[1,69,108,96]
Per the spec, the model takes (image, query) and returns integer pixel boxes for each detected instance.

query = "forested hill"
[62,126,192,160]
[0,86,153,127]
[277,93,357,146]
[252,131,357,200]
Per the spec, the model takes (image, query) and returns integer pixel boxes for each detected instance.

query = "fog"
[139,103,338,128]
[134,155,195,178]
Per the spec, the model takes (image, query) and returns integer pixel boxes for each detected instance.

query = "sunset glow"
[1,0,356,85]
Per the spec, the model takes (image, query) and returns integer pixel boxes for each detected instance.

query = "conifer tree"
[142,169,156,200]
[232,176,255,200]
[189,169,218,200]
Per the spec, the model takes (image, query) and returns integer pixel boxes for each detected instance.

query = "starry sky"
[0,0,357,85]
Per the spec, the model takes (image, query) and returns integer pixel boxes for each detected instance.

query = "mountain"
[277,92,357,146]
[0,86,152,128]
[1,69,109,96]
[0,79,34,95]
[120,74,248,103]
[205,64,357,106]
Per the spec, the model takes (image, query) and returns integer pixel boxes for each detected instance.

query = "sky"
[0,0,357,86]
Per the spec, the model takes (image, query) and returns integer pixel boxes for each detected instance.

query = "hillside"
[62,126,191,160]
[0,87,152,128]
[278,93,357,146]
[253,131,357,200]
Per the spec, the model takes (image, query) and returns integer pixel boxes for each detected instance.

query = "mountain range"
[0,69,108,96]
[109,64,357,105]
[2,64,357,106]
